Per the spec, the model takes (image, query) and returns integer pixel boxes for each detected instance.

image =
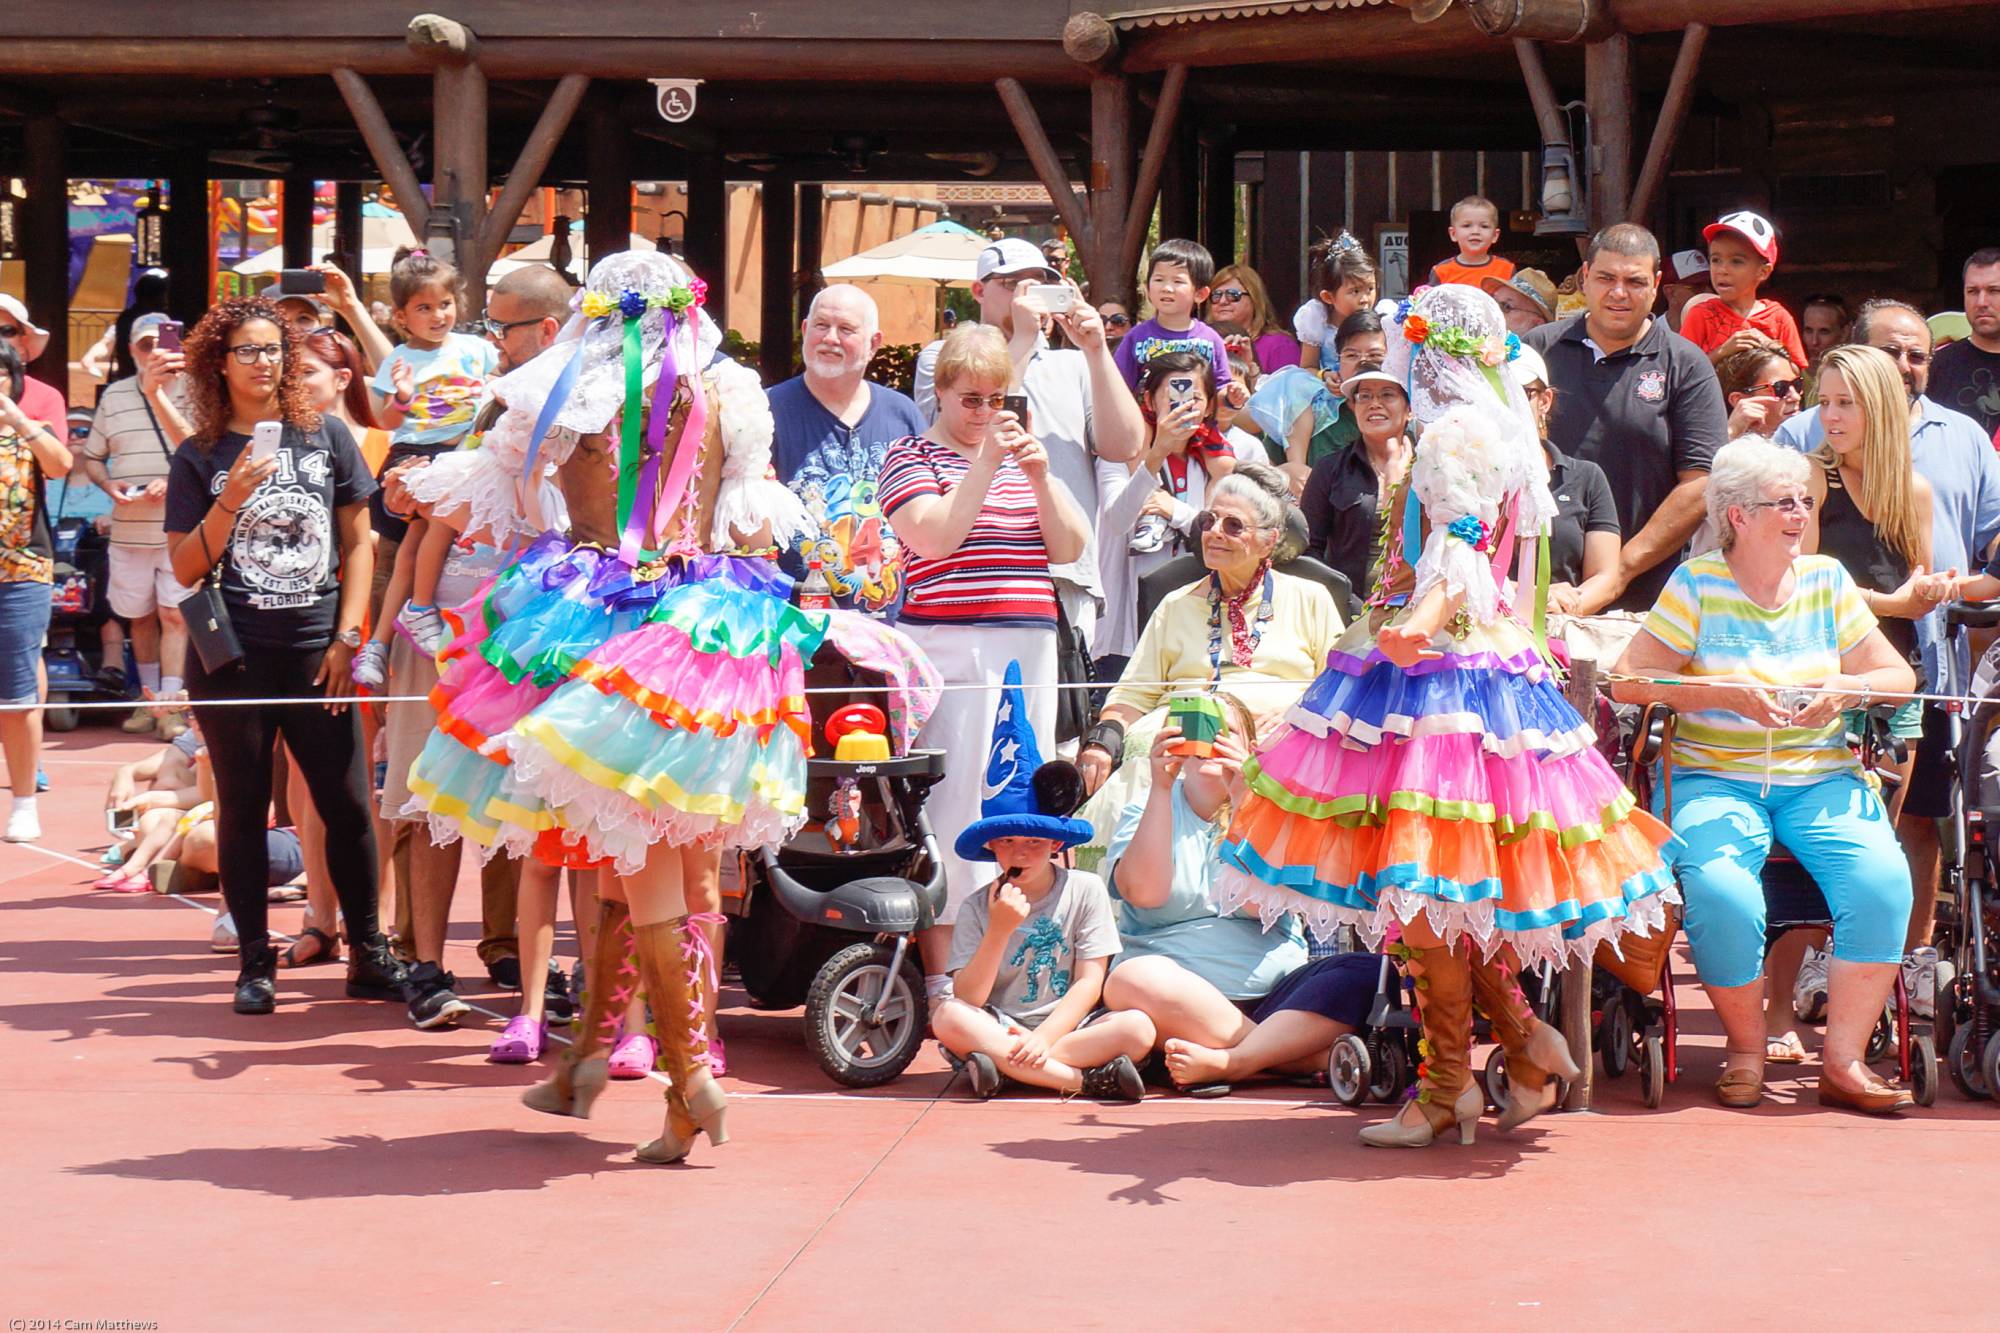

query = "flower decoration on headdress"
[1447,514,1488,548]
[1400,305,1520,364]
[580,279,709,322]
[1402,313,1431,345]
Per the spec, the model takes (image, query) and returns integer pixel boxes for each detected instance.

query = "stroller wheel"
[1328,1034,1372,1108]
[1598,1001,1632,1080]
[804,941,927,1088]
[1946,1024,1992,1100]
[1637,1034,1667,1108]
[1483,1046,1511,1114]
[1865,1006,1894,1063]
[1367,1035,1409,1103]
[1910,1034,1939,1108]
[1982,1032,2000,1106]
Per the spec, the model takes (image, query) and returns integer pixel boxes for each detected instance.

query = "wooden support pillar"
[281,173,316,269]
[1089,74,1133,304]
[759,175,797,385]
[1630,23,1710,227]
[684,152,728,332]
[1117,64,1187,286]
[164,154,209,324]
[332,181,364,286]
[332,68,431,239]
[1585,33,1635,230]
[797,181,825,307]
[996,77,1094,264]
[1158,114,1200,252]
[432,58,490,307]
[585,96,633,270]
[1199,133,1236,269]
[22,115,69,392]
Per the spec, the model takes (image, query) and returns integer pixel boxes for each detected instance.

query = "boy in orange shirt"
[1426,196,1514,289]
[1679,210,1808,367]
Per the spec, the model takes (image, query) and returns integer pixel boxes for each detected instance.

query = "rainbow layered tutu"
[403,534,827,874]
[1215,613,1676,970]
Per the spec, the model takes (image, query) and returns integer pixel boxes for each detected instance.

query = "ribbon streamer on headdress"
[517,335,589,533]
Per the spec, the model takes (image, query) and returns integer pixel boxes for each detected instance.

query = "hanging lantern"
[135,183,166,268]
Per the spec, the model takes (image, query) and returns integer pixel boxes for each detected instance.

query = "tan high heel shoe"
[1469,949,1580,1133]
[1359,1081,1484,1148]
[632,913,731,1164]
[522,899,632,1119]
[1360,938,1480,1149]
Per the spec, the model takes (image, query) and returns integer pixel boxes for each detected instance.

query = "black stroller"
[1938,601,2000,1098]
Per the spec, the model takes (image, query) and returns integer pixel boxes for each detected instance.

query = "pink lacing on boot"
[596,915,639,1051]
[684,912,725,1072]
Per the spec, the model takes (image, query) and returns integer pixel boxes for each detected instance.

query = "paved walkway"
[7,724,1996,1331]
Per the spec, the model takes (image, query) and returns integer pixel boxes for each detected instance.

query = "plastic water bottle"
[799,556,834,611]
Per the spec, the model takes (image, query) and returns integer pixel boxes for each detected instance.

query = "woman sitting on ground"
[1100,697,1379,1089]
[1612,436,1921,1114]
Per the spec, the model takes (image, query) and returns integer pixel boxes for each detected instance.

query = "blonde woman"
[1205,264,1302,377]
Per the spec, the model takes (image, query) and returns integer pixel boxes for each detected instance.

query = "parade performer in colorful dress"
[402,250,816,1164]
[1214,284,1677,1147]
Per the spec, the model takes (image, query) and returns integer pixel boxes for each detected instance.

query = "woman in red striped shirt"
[881,323,1090,999]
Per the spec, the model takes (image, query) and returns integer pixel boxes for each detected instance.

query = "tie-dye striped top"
[1639,552,1876,783]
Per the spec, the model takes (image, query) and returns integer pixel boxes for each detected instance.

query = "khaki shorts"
[106,543,191,619]
[378,630,439,822]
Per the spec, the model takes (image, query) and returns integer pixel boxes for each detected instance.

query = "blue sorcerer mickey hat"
[953,660,1094,862]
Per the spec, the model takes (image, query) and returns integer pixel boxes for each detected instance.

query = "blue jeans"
[1662,770,1911,989]
[0,579,52,704]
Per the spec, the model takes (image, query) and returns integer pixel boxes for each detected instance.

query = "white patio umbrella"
[821,219,984,287]
[488,230,657,281]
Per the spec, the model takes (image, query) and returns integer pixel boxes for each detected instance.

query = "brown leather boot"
[632,914,730,1164]
[522,897,633,1119]
[1469,945,1583,1132]
[1360,934,1482,1148]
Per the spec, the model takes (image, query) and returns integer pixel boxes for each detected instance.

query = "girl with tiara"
[401,250,816,1165]
[1215,284,1677,1148]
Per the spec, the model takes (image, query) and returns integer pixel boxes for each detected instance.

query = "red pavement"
[7,722,1998,1332]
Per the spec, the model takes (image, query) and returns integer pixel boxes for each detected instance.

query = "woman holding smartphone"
[163,298,405,1015]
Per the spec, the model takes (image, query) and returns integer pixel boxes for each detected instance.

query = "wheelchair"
[1935,601,2000,1099]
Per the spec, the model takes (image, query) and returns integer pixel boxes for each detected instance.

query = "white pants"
[899,620,1057,925]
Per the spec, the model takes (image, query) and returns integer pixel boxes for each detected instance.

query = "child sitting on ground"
[1677,210,1808,367]
[1115,237,1238,401]
[932,664,1156,1101]
[353,247,498,683]
[1426,194,1514,290]
[1294,232,1378,372]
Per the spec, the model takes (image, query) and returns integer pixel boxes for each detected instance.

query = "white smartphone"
[249,420,284,462]
[1022,282,1075,314]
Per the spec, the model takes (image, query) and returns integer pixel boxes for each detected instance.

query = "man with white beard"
[767,283,928,613]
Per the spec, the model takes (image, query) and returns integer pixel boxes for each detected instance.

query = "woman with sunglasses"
[1204,265,1300,378]
[1096,301,1133,350]
[1714,331,1806,442]
[162,298,405,1014]
[880,323,1091,997]
[1613,436,1920,1113]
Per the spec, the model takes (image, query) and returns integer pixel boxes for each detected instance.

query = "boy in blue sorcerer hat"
[933,662,1157,1102]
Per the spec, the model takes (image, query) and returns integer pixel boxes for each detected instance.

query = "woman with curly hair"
[163,298,405,1014]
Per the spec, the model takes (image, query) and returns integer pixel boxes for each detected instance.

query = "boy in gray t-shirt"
[936,840,1156,1101]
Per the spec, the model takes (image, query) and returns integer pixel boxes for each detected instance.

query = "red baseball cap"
[1703,210,1779,265]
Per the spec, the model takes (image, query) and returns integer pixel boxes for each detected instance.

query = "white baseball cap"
[1704,210,1779,264]
[975,237,1060,283]
[0,294,50,362]
[1666,249,1711,285]
[131,312,172,344]
[1340,368,1408,398]
[1510,344,1550,390]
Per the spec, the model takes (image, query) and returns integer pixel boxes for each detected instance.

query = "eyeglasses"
[1874,344,1931,367]
[1748,379,1803,400]
[478,316,544,338]
[1748,495,1816,516]
[1103,313,1131,328]
[227,343,285,365]
[1194,510,1270,540]
[1211,288,1249,303]
[956,393,1008,412]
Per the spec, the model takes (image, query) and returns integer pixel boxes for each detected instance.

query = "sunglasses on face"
[1749,379,1803,399]
[1211,288,1249,303]
[1194,510,1268,540]
[477,316,543,338]
[1103,313,1131,328]
[1748,495,1816,516]
[227,343,285,364]
[1875,345,1931,367]
[956,393,1008,412]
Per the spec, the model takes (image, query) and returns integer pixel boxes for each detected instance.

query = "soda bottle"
[799,556,835,611]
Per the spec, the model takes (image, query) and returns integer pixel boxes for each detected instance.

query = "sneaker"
[965,1051,1004,1100]
[403,960,471,1029]
[350,640,389,688]
[233,945,278,1015]
[1128,513,1171,555]
[1793,945,1830,1023]
[4,803,40,843]
[210,912,239,953]
[345,936,410,1001]
[486,955,523,990]
[35,768,48,793]
[1079,1054,1146,1103]
[542,963,575,1024]
[119,706,156,735]
[1903,946,1938,1021]
[396,603,451,656]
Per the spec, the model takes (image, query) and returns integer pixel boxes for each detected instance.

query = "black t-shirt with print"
[164,418,377,651]
[1930,338,2000,440]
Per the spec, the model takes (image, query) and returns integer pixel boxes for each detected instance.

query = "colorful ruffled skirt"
[1214,612,1676,971]
[403,532,828,875]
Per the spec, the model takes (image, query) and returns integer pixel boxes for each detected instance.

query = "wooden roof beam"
[331,66,429,235]
[1629,22,1708,226]
[997,77,1095,258]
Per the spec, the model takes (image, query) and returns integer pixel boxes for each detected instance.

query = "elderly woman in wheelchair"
[1612,439,1924,1114]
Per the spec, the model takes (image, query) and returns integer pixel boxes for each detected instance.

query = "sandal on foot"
[1765,1032,1808,1065]
[488,1015,548,1064]
[281,925,342,969]
[1715,1066,1765,1108]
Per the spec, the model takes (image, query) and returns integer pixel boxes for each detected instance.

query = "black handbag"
[184,568,242,674]
[1052,597,1093,745]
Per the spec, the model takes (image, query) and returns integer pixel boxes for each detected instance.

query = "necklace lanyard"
[1208,564,1275,680]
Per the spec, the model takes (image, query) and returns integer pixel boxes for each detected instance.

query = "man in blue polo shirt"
[768,284,926,614]
[1525,224,1729,613]
[1776,297,2000,973]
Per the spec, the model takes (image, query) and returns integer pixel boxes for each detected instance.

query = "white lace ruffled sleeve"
[706,357,810,550]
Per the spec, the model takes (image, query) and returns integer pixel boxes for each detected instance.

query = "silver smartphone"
[249,419,284,462]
